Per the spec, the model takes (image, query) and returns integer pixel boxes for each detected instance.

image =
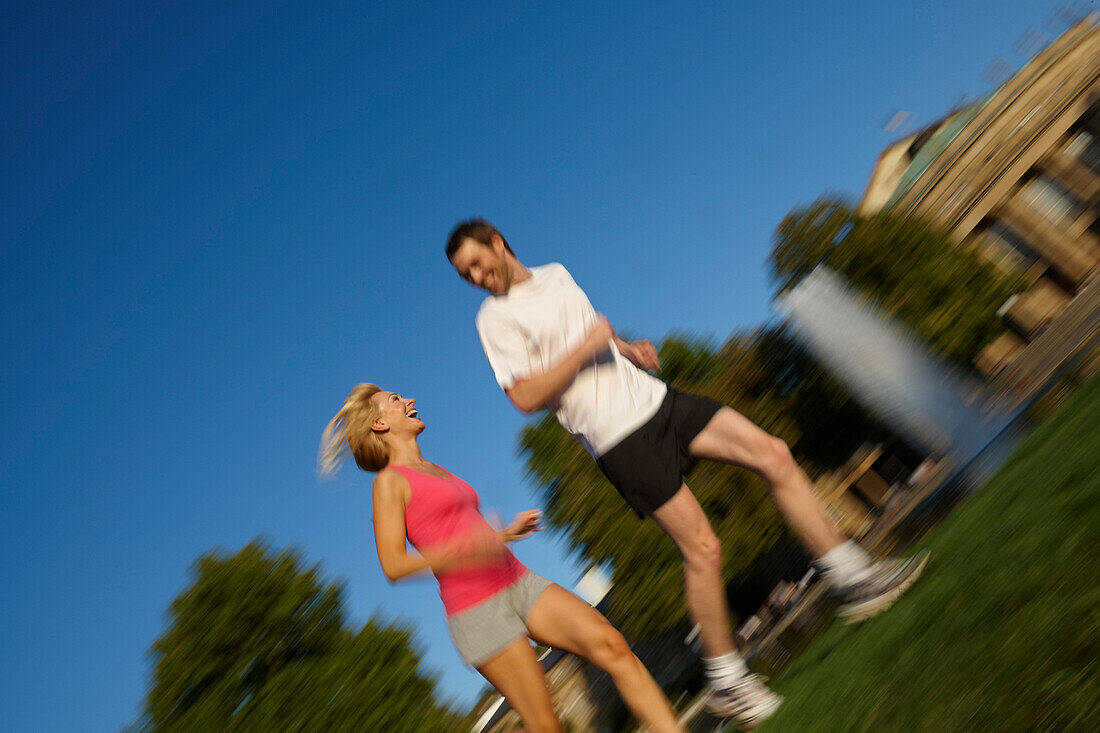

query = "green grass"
[758,376,1100,732]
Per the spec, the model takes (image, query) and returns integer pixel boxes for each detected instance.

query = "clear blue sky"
[1,1,1069,729]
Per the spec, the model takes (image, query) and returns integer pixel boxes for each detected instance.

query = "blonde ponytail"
[318,383,389,476]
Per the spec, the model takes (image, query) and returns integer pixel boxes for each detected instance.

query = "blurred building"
[813,441,924,538]
[859,16,1100,382]
[815,444,897,537]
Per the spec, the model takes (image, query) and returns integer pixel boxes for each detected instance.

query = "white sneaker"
[705,674,783,730]
[836,550,929,623]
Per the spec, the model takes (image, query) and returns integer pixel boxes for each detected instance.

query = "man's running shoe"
[705,674,783,730]
[836,550,929,624]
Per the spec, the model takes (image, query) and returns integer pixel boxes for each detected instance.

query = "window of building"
[1066,129,1100,175]
[985,221,1041,270]
[1019,173,1086,228]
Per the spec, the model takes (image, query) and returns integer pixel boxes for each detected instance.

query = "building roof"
[885,96,993,208]
[859,95,993,216]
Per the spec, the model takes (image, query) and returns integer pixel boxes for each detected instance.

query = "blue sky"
[1,1,1070,729]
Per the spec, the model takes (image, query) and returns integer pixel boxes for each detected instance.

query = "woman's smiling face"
[369,390,424,436]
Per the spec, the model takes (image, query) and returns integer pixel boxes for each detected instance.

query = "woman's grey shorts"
[446,571,554,667]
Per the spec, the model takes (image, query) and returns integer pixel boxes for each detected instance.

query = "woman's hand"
[501,510,542,543]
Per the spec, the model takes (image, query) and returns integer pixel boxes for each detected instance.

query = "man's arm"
[614,335,661,372]
[505,316,614,414]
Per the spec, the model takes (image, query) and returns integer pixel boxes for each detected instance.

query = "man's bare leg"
[651,485,737,657]
[688,407,846,557]
[687,405,928,623]
[652,487,783,726]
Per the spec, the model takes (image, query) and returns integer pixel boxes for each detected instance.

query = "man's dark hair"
[446,218,514,261]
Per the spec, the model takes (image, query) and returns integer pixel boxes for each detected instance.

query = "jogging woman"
[319,383,685,733]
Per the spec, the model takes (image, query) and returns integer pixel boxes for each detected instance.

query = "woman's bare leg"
[477,637,561,733]
[525,584,685,733]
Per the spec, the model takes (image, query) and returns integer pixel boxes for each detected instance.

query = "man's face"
[449,236,510,295]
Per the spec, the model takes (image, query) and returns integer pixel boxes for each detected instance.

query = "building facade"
[859,17,1100,380]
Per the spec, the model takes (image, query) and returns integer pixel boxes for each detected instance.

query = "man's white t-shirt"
[475,263,667,457]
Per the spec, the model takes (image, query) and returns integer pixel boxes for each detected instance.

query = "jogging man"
[446,218,927,729]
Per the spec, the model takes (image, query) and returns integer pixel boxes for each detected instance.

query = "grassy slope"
[758,376,1100,732]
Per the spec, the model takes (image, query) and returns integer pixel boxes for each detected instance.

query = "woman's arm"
[372,469,433,582]
[498,510,542,543]
[372,469,508,582]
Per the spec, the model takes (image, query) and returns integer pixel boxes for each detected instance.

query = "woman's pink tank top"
[390,465,526,615]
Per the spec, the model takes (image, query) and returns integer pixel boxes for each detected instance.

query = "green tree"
[135,541,464,732]
[770,198,1024,366]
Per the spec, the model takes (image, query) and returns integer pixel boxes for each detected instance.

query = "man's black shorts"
[595,388,723,517]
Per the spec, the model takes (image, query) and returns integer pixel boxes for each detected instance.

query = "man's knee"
[681,528,723,573]
[756,436,797,484]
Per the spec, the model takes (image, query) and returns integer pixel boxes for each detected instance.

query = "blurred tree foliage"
[520,331,882,638]
[770,198,1024,367]
[134,541,464,732]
